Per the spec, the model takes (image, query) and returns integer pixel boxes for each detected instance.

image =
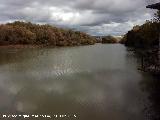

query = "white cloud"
[0,0,157,35]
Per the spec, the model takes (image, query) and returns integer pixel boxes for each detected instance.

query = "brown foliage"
[0,25,36,45]
[0,21,96,46]
[102,36,118,44]
[124,21,160,48]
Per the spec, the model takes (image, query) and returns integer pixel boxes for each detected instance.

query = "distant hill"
[93,35,122,44]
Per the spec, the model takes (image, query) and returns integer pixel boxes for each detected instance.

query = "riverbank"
[0,45,44,49]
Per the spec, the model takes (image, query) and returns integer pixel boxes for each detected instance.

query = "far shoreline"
[0,44,44,49]
[0,43,121,49]
[0,44,94,49]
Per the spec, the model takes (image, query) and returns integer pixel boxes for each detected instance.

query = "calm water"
[0,44,158,120]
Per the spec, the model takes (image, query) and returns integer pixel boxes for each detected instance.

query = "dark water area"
[0,44,159,120]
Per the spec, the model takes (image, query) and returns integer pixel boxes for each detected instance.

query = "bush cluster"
[0,21,96,46]
[122,10,160,48]
[102,36,118,44]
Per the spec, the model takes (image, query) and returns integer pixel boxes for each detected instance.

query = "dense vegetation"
[123,22,160,48]
[122,10,160,48]
[102,36,118,44]
[122,10,160,75]
[0,21,96,46]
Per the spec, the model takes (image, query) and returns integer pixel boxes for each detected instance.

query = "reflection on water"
[0,44,158,120]
[140,75,160,120]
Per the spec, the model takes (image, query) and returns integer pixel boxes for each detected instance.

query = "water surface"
[0,44,157,120]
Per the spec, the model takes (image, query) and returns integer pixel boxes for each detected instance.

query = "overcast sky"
[0,0,159,36]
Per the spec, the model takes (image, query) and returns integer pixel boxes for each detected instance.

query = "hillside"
[102,36,119,44]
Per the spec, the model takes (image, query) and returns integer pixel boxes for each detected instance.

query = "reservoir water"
[0,44,159,120]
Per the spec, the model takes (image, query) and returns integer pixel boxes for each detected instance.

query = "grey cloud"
[0,0,157,35]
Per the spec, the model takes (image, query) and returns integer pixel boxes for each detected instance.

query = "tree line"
[121,10,160,48]
[121,10,160,75]
[0,21,96,46]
